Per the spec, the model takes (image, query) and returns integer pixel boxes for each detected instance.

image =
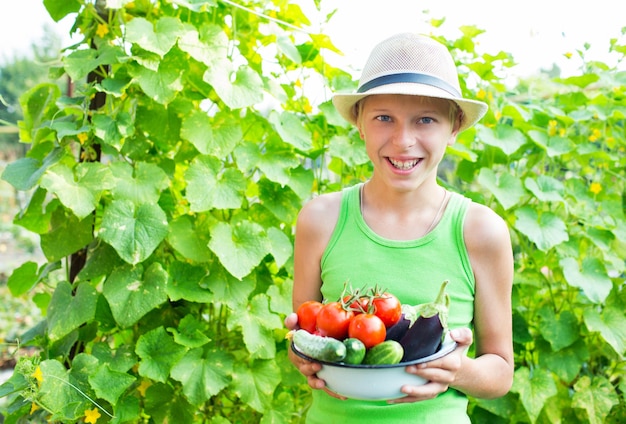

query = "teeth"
[389,158,419,170]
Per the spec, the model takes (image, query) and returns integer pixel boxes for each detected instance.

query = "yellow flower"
[588,128,601,142]
[494,111,502,121]
[590,182,602,195]
[476,89,487,100]
[31,366,43,385]
[30,403,40,414]
[559,128,566,137]
[84,408,101,424]
[137,379,152,397]
[77,132,88,144]
[565,52,573,59]
[548,120,557,136]
[96,23,109,38]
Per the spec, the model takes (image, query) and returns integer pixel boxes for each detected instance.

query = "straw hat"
[332,33,488,132]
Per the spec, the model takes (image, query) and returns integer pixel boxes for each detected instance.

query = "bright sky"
[1,0,624,78]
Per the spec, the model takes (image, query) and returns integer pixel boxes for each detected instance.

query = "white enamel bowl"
[291,333,457,401]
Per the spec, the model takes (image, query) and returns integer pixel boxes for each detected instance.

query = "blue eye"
[420,117,435,124]
[377,115,391,122]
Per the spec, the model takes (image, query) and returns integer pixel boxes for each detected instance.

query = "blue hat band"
[357,73,461,98]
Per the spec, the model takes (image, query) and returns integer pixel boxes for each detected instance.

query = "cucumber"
[342,338,366,364]
[292,330,346,362]
[363,340,404,365]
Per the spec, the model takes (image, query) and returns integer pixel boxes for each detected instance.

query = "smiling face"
[357,94,461,193]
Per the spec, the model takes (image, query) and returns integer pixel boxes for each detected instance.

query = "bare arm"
[395,202,514,402]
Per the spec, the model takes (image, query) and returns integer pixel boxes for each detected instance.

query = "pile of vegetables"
[291,281,450,365]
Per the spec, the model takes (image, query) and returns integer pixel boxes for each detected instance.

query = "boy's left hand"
[390,328,473,404]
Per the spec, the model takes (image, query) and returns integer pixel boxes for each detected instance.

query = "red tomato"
[372,292,402,328]
[348,313,386,348]
[296,300,323,333]
[343,295,369,314]
[316,302,354,340]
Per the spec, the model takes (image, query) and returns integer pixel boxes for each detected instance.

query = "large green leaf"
[560,257,612,304]
[47,281,98,341]
[227,294,282,359]
[136,327,187,383]
[329,134,369,167]
[1,147,64,191]
[130,60,183,105]
[170,346,234,405]
[268,111,312,151]
[43,0,81,22]
[572,376,619,424]
[477,124,527,156]
[109,161,169,205]
[184,155,246,211]
[230,359,282,413]
[512,366,557,423]
[103,264,168,328]
[63,45,124,81]
[41,162,113,219]
[166,261,213,303]
[583,304,626,357]
[167,216,212,263]
[203,63,264,109]
[89,364,136,406]
[477,168,525,210]
[37,359,92,421]
[7,261,39,296]
[40,209,94,262]
[208,220,270,280]
[235,141,300,186]
[514,207,569,251]
[168,314,211,349]
[180,110,242,157]
[99,200,169,265]
[524,175,565,203]
[125,17,185,57]
[537,308,579,351]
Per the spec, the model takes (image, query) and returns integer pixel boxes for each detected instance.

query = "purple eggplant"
[399,281,449,362]
[385,313,410,342]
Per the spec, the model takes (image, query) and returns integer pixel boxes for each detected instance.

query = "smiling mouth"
[388,158,420,170]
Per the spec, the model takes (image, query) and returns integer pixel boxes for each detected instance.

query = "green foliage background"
[1,0,625,423]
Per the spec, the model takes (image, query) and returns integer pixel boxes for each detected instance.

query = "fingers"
[390,381,448,404]
[284,312,298,330]
[449,327,473,347]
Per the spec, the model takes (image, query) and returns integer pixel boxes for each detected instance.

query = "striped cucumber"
[292,330,346,362]
[363,340,404,365]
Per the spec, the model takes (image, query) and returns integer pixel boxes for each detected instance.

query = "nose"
[391,122,416,148]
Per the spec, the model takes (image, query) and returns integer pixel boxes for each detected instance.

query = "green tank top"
[308,183,475,424]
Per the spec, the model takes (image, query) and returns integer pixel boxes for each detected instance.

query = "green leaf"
[166,261,213,303]
[178,23,226,66]
[180,110,242,156]
[477,124,527,155]
[168,314,211,348]
[230,359,282,412]
[13,187,54,234]
[583,304,626,356]
[268,111,312,151]
[511,366,557,423]
[234,141,300,186]
[43,0,81,22]
[89,364,136,405]
[328,135,369,167]
[1,147,64,191]
[204,266,256,311]
[91,343,137,373]
[99,200,169,265]
[203,63,264,109]
[130,61,183,105]
[18,83,60,143]
[41,162,113,219]
[7,261,39,296]
[167,216,212,263]
[48,281,98,341]
[227,294,282,359]
[539,339,589,384]
[185,155,246,211]
[477,168,525,210]
[170,346,234,405]
[109,161,169,205]
[63,45,123,81]
[527,130,575,157]
[267,227,292,269]
[126,17,184,57]
[136,327,187,383]
[170,0,217,12]
[524,175,565,202]
[38,359,92,421]
[258,179,301,223]
[208,221,270,280]
[40,209,94,262]
[560,257,612,303]
[572,376,619,424]
[514,207,569,251]
[537,308,579,351]
[103,263,168,328]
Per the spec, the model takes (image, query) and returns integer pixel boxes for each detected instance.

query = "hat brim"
[332,82,488,132]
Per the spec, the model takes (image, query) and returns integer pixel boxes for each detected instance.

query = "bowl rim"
[291,334,457,369]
